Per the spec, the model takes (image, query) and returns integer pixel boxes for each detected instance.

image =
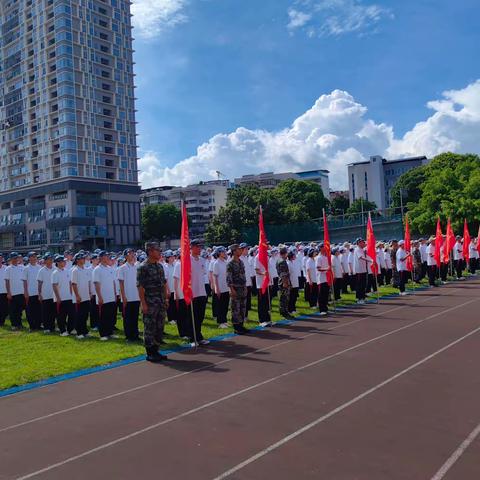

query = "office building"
[0,0,140,252]
[140,180,230,238]
[348,155,429,210]
[234,169,330,198]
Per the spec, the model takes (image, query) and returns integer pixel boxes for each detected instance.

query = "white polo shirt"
[354,247,367,274]
[117,262,140,302]
[173,261,184,300]
[396,248,408,272]
[240,255,252,287]
[470,242,479,259]
[315,254,330,284]
[37,266,54,300]
[213,258,229,294]
[331,255,343,279]
[453,241,464,260]
[51,268,72,302]
[420,244,428,262]
[92,264,116,304]
[71,266,91,303]
[305,257,316,283]
[5,264,24,296]
[191,255,206,298]
[254,254,269,289]
[426,244,436,266]
[288,258,301,288]
[23,264,42,296]
[0,264,7,294]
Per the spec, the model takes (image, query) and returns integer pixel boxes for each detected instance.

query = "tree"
[329,194,350,215]
[408,152,480,234]
[346,198,377,215]
[390,165,428,208]
[141,204,182,241]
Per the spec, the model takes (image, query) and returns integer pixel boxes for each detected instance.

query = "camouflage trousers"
[143,296,166,350]
[231,287,247,325]
[279,286,291,316]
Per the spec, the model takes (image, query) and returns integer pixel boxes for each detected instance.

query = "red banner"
[404,213,413,272]
[434,218,443,268]
[180,202,193,305]
[323,210,333,286]
[258,206,270,294]
[444,217,455,263]
[463,219,471,261]
[366,213,377,275]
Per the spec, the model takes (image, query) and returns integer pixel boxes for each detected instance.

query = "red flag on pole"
[463,219,471,262]
[434,217,443,268]
[366,212,377,275]
[477,225,480,255]
[323,209,333,286]
[180,201,193,305]
[404,213,413,272]
[444,217,455,263]
[258,206,270,294]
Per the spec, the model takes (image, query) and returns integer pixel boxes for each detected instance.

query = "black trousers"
[166,293,176,323]
[216,292,230,324]
[9,294,25,328]
[333,278,342,300]
[99,301,116,338]
[251,277,257,295]
[366,274,377,293]
[341,274,349,293]
[42,298,57,331]
[90,295,99,329]
[205,283,212,299]
[427,265,437,285]
[440,263,448,281]
[349,273,356,292]
[270,278,279,298]
[246,286,252,312]
[469,258,477,274]
[299,274,306,290]
[75,300,91,336]
[0,293,9,326]
[318,282,330,313]
[398,271,407,293]
[378,268,386,286]
[26,295,42,330]
[288,287,299,313]
[306,282,318,307]
[187,296,207,342]
[124,300,140,340]
[211,289,218,318]
[257,289,271,323]
[454,260,463,278]
[176,298,189,337]
[421,261,427,280]
[385,269,392,285]
[356,273,367,300]
[57,300,75,334]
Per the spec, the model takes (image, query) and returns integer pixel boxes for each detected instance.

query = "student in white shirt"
[173,257,190,339]
[453,236,464,279]
[240,243,253,319]
[37,253,57,333]
[5,252,25,329]
[213,247,230,328]
[354,239,368,304]
[92,251,117,341]
[305,248,318,308]
[376,242,387,286]
[315,244,330,315]
[52,255,75,335]
[163,250,177,326]
[117,248,141,341]
[269,248,279,298]
[0,253,7,327]
[468,238,478,274]
[71,252,92,338]
[88,254,100,331]
[287,250,301,314]
[22,252,42,331]
[419,238,428,280]
[254,250,271,326]
[331,248,343,301]
[396,240,410,295]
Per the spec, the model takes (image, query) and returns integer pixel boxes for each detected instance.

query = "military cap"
[43,252,54,260]
[239,242,248,249]
[27,251,37,258]
[73,252,85,262]
[190,239,203,247]
[9,252,19,260]
[54,255,65,263]
[229,244,241,252]
[355,238,364,244]
[279,246,288,255]
[98,250,108,258]
[123,247,135,256]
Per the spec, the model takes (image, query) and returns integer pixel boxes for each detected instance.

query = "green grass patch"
[0,278,433,391]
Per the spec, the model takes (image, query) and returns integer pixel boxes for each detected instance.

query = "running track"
[1,279,480,480]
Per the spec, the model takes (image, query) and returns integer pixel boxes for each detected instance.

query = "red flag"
[258,206,270,294]
[477,225,480,255]
[434,218,443,268]
[180,201,193,305]
[404,213,413,272]
[366,212,377,275]
[323,209,333,286]
[463,219,471,261]
[444,217,455,263]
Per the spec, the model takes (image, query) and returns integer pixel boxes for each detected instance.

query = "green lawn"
[0,279,433,391]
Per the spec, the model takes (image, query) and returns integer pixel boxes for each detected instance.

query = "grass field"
[0,280,433,391]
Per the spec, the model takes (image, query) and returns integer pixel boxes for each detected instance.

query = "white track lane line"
[0,290,443,434]
[430,422,480,480]
[213,322,480,479]
[14,297,478,480]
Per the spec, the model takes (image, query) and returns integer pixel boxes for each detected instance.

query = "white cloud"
[138,80,480,191]
[131,0,187,39]
[287,0,393,37]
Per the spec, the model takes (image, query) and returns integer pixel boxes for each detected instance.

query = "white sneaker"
[169,320,176,325]
[100,336,109,341]
[110,334,120,339]
[76,335,85,339]
[219,323,229,329]
[70,329,77,335]
[199,339,210,345]
[189,341,199,347]
[291,311,298,315]
[319,311,328,316]
[91,327,99,332]
[43,329,52,334]
[400,292,407,296]
[259,321,270,327]
[310,306,317,311]
[357,300,365,305]
[60,332,69,337]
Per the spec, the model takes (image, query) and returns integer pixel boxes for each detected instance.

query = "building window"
[48,206,68,219]
[29,229,47,246]
[351,173,356,201]
[77,205,107,218]
[14,231,27,247]
[50,227,70,243]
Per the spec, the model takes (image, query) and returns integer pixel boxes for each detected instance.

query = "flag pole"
[323,208,335,312]
[189,302,198,347]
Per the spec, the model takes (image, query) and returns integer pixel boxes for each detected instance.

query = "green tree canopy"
[205,180,328,244]
[390,165,428,208]
[407,152,480,234]
[346,198,377,215]
[142,203,182,241]
[329,193,350,215]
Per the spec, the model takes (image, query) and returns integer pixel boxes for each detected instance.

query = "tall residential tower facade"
[0,0,140,252]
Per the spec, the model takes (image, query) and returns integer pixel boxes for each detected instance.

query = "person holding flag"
[365,213,378,298]
[463,219,471,275]
[453,235,465,280]
[443,218,455,281]
[315,243,330,315]
[468,234,478,274]
[426,236,438,287]
[255,207,271,327]
[396,240,411,295]
[404,213,413,280]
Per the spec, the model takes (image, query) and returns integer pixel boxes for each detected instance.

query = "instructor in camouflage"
[137,242,169,363]
[276,247,293,319]
[226,244,250,335]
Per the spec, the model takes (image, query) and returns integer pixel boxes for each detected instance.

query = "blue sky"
[131,0,480,189]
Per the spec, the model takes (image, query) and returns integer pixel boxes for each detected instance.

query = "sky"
[131,0,480,190]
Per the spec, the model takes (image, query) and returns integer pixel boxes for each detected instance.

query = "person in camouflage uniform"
[412,241,422,283]
[276,247,293,319]
[390,240,400,288]
[226,244,250,335]
[137,242,169,362]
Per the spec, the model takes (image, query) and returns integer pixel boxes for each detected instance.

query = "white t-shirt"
[0,265,7,294]
[22,264,42,296]
[37,266,54,300]
[340,253,349,275]
[191,255,206,298]
[213,258,229,294]
[427,244,436,266]
[470,242,479,259]
[396,248,408,272]
[240,255,252,287]
[384,250,392,269]
[92,264,116,304]
[348,251,355,274]
[173,261,184,300]
[269,256,278,279]
[5,264,24,296]
[419,244,428,262]
[71,266,91,303]
[331,255,343,279]
[51,268,72,302]
[117,262,140,302]
[254,254,269,289]
[287,259,301,288]
[453,241,464,260]
[377,249,387,269]
[305,257,316,283]
[163,262,175,293]
[315,254,330,284]
[354,247,367,274]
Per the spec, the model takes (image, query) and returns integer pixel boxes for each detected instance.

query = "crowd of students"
[0,233,478,345]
